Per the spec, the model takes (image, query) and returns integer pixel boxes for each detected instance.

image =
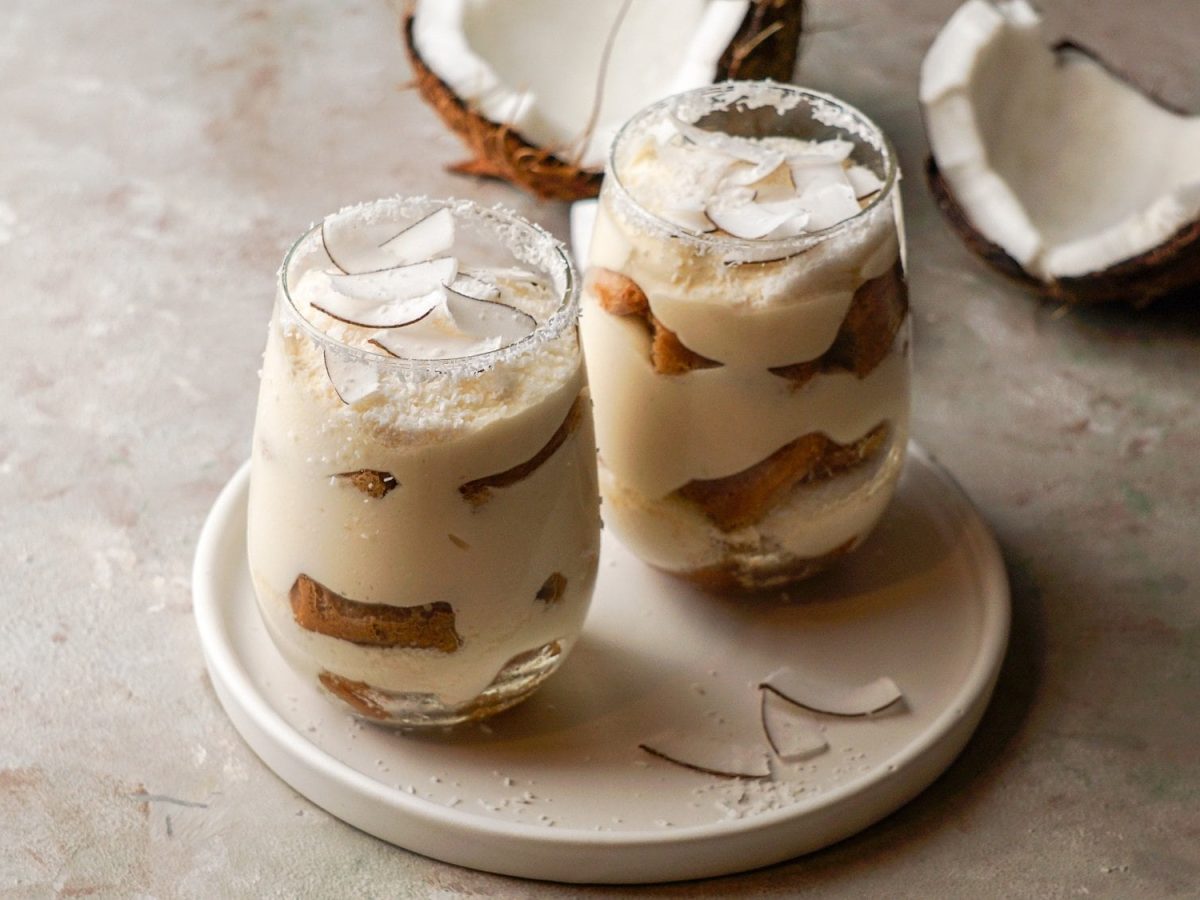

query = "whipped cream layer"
[248,201,599,707]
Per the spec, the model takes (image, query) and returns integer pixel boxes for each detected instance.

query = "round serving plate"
[192,444,1009,884]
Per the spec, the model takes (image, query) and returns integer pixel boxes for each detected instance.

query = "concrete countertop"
[1,0,1196,896]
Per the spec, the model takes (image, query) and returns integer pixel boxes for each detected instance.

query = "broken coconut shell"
[928,156,1200,307]
[921,0,1200,307]
[400,0,804,201]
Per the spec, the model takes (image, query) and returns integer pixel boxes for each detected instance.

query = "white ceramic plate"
[193,444,1009,884]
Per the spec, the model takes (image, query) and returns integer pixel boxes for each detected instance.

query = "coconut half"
[402,0,804,201]
[920,0,1200,306]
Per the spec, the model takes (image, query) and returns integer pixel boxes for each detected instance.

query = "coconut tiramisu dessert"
[247,197,599,726]
[580,83,910,590]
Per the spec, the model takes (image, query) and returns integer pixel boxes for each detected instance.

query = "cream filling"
[580,292,910,498]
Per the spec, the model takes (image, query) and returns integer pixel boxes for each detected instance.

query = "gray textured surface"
[1,0,1198,896]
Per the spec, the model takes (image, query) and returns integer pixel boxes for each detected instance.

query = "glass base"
[316,640,565,728]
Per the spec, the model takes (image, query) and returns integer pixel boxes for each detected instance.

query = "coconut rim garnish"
[279,196,578,379]
[605,82,899,265]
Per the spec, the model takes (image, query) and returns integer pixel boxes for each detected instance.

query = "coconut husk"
[717,0,805,82]
[927,158,1200,308]
[401,0,804,201]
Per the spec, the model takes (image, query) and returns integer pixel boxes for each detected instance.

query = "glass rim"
[278,196,579,374]
[605,82,899,255]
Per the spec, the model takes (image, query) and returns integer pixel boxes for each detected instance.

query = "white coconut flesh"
[920,0,1200,279]
[412,0,751,169]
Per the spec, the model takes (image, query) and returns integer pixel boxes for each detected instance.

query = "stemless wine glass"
[580,82,911,591]
[248,196,599,727]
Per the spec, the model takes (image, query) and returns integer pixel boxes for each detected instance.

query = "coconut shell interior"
[402,1,804,201]
[927,157,1200,308]
[921,2,1200,309]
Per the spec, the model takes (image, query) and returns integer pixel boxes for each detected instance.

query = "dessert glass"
[581,83,910,591]
[248,197,599,727]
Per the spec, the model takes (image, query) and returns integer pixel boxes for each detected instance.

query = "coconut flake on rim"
[921,0,1200,298]
[627,112,879,240]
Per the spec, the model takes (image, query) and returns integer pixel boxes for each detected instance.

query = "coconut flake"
[370,331,502,362]
[311,289,443,329]
[327,257,459,303]
[706,196,798,240]
[638,734,771,780]
[722,151,788,187]
[448,272,501,301]
[321,212,403,275]
[760,668,903,717]
[476,266,545,287]
[801,181,862,231]
[742,161,797,203]
[322,207,455,275]
[847,165,885,199]
[323,349,381,405]
[369,299,504,361]
[760,690,828,762]
[660,203,717,234]
[444,288,536,345]
[378,207,455,265]
[639,119,873,238]
[668,115,780,165]
[788,162,849,196]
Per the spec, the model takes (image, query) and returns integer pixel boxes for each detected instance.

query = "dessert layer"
[677,423,889,531]
[581,287,910,498]
[587,260,908,380]
[254,557,594,706]
[593,155,900,368]
[597,427,907,575]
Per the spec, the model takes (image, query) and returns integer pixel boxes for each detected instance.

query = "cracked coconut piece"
[588,267,720,374]
[677,423,890,532]
[771,260,909,387]
[289,574,462,652]
[334,469,399,499]
[459,394,585,506]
